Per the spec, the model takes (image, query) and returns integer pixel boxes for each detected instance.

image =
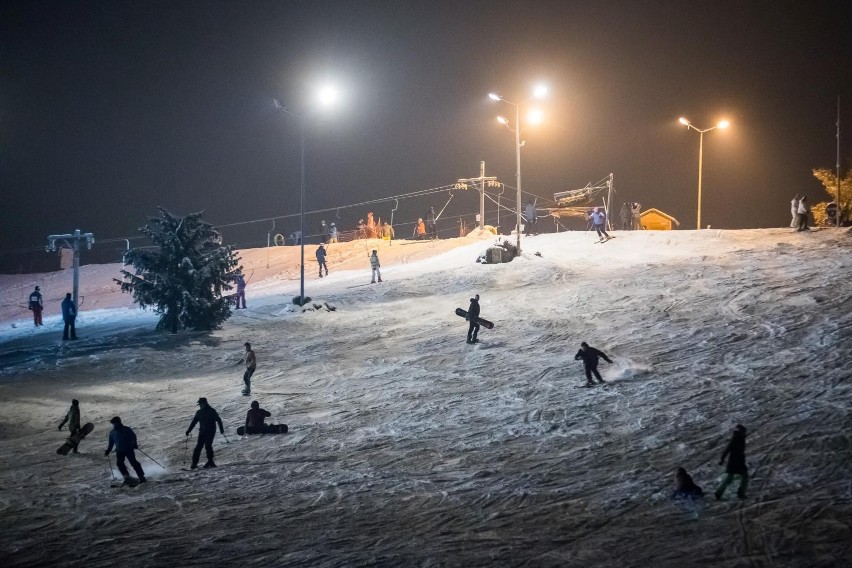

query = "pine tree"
[116,208,241,333]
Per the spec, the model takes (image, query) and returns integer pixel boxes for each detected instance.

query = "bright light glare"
[527,108,543,125]
[717,120,730,129]
[678,117,690,126]
[497,116,508,125]
[488,93,501,101]
[533,84,548,98]
[317,85,340,107]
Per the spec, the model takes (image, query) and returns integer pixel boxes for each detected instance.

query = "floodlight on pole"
[678,116,730,230]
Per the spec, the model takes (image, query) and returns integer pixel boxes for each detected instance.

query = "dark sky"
[2,0,851,256]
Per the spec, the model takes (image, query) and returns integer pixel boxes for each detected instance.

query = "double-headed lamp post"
[678,117,729,230]
[275,86,339,305]
[489,84,547,256]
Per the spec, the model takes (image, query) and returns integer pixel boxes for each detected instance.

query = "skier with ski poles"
[105,416,146,485]
[185,397,224,469]
[574,341,613,387]
[589,207,611,242]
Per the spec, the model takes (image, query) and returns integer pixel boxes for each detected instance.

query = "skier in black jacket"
[715,424,748,500]
[574,341,613,386]
[466,294,481,344]
[185,397,225,469]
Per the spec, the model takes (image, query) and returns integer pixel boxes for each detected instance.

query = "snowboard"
[237,424,288,436]
[57,422,94,455]
[455,308,495,329]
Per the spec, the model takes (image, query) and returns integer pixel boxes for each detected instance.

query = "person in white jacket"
[796,196,810,231]
[369,250,382,283]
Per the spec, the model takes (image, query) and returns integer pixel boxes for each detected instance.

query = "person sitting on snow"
[245,401,272,434]
[672,467,703,500]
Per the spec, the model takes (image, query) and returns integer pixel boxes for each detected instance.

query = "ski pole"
[137,448,165,469]
[106,454,116,480]
[184,435,189,466]
[222,432,230,444]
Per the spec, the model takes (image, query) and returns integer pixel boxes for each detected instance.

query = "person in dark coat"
[316,244,328,278]
[672,467,703,500]
[245,401,272,434]
[466,294,481,344]
[574,341,613,386]
[61,292,77,340]
[524,201,537,235]
[29,286,43,326]
[715,424,748,500]
[186,398,224,469]
[105,416,146,484]
[241,342,256,396]
[58,399,82,453]
[425,207,437,239]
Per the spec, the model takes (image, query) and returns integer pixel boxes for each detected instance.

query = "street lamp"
[678,116,729,230]
[488,84,547,256]
[275,86,340,306]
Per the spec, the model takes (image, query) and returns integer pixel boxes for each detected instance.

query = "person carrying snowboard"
[245,401,272,434]
[715,424,748,500]
[589,207,611,242]
[574,341,613,386]
[29,286,43,327]
[105,416,146,484]
[466,294,481,344]
[61,292,78,340]
[234,271,247,309]
[185,397,224,469]
[58,399,82,453]
[241,342,256,396]
[369,250,382,283]
[316,244,329,278]
[672,467,704,500]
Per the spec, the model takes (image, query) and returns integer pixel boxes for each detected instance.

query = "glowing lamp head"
[717,120,730,129]
[533,84,548,98]
[527,108,544,125]
[497,116,508,125]
[317,85,340,107]
[488,93,501,101]
[678,117,690,126]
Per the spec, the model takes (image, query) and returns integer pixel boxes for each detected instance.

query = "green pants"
[715,472,748,498]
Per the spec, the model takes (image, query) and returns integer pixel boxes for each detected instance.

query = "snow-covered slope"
[0,228,850,567]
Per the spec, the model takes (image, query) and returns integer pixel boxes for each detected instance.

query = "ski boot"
[203,461,217,469]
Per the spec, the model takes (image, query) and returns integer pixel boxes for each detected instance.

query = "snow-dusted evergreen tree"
[116,208,241,333]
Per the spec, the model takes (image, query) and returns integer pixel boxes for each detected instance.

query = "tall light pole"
[679,117,729,230]
[489,84,547,256]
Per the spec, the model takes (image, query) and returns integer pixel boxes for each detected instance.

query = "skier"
[466,294,481,344]
[185,397,224,469]
[796,196,810,231]
[524,201,537,235]
[61,292,78,340]
[574,341,613,386]
[426,207,437,239]
[369,250,382,283]
[672,467,704,500]
[715,424,748,500]
[241,342,256,396]
[316,244,329,278]
[234,272,247,309]
[245,401,272,434]
[28,285,43,327]
[328,222,339,243]
[589,207,611,242]
[790,195,800,228]
[631,202,642,230]
[105,416,146,484]
[57,399,82,453]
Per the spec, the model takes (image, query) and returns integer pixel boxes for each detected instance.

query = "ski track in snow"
[0,229,850,567]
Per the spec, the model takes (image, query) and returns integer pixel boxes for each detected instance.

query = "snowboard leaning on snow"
[236,424,288,436]
[56,422,94,455]
[455,308,495,329]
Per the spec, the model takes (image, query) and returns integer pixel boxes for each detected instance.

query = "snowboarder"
[589,207,611,242]
[574,341,613,386]
[245,400,272,434]
[61,292,78,340]
[185,398,224,469]
[328,222,339,243]
[105,416,146,484]
[672,467,704,500]
[369,250,382,283]
[241,342,256,396]
[715,424,748,500]
[316,244,329,278]
[631,202,642,230]
[466,294,481,344]
[28,285,43,326]
[234,271,247,309]
[790,195,800,228]
[57,399,82,453]
[524,201,537,235]
[796,196,810,231]
[426,207,437,239]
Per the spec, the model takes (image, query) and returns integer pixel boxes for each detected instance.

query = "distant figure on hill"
[316,244,328,278]
[790,195,800,228]
[589,207,611,242]
[28,285,43,326]
[369,250,382,283]
[61,292,78,340]
[620,202,632,230]
[631,202,642,230]
[425,207,437,239]
[381,221,395,241]
[574,342,612,387]
[796,196,810,232]
[320,220,329,243]
[105,416,146,484]
[186,398,224,469]
[715,424,748,500]
[58,399,82,453]
[672,467,703,500]
[414,218,426,240]
[524,200,537,235]
[328,223,338,243]
[234,271,247,309]
[241,342,256,396]
[466,294,482,344]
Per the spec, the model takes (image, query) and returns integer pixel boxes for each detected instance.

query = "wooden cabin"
[639,208,680,230]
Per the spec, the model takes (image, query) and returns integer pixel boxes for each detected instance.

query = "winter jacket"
[61,405,81,432]
[524,203,536,221]
[416,221,426,236]
[673,468,703,499]
[467,298,480,321]
[106,425,138,453]
[316,246,327,261]
[720,431,747,475]
[425,210,436,226]
[246,407,272,429]
[235,275,246,293]
[797,201,809,215]
[590,211,606,225]
[369,254,380,269]
[574,346,612,367]
[381,224,394,239]
[187,405,224,436]
[61,297,76,321]
[29,290,43,310]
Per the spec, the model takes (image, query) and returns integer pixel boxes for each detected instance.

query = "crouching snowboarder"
[672,467,703,500]
[574,341,613,387]
[105,416,146,484]
[186,398,224,469]
[715,424,748,500]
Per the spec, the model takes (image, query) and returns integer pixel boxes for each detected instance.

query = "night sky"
[2,1,851,259]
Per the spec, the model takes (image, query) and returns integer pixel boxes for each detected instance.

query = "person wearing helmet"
[316,244,329,278]
[589,207,611,242]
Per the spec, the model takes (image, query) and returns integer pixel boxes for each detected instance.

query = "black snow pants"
[116,449,146,479]
[192,432,216,466]
[584,363,603,383]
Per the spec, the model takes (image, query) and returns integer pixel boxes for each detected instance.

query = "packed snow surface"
[0,229,850,567]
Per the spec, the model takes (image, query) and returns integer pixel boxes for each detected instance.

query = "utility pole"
[457,161,498,230]
[47,229,95,311]
[605,173,614,231]
[837,96,841,228]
